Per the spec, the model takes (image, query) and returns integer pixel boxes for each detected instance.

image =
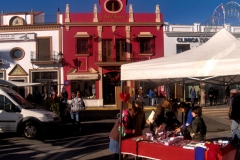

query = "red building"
[62,0,164,107]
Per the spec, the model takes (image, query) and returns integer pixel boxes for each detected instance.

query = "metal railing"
[31,51,59,62]
[95,52,148,62]
[34,15,58,24]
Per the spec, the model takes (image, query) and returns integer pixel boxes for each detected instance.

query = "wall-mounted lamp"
[58,52,64,63]
[92,34,97,39]
[133,34,137,42]
[92,34,99,42]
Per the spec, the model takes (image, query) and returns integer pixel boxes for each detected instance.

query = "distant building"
[164,22,240,57]
[0,11,62,97]
[62,0,164,107]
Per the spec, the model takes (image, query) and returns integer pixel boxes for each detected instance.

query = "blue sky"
[0,0,234,25]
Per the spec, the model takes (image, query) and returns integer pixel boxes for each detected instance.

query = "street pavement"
[0,104,239,160]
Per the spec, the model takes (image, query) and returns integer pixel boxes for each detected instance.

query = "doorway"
[103,72,121,104]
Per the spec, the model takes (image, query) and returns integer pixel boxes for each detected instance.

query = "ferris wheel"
[200,0,240,44]
[224,0,240,24]
[211,0,240,27]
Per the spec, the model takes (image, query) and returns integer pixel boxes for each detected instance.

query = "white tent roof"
[0,80,42,87]
[121,28,240,85]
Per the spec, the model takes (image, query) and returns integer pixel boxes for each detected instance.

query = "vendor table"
[121,138,236,160]
[121,138,194,160]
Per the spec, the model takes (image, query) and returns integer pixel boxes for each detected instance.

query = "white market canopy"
[121,28,240,85]
[0,80,42,87]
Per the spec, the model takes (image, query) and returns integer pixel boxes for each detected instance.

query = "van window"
[7,92,34,109]
[0,94,18,112]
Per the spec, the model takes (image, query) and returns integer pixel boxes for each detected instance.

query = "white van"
[0,87,60,139]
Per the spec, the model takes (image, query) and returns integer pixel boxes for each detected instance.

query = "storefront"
[62,0,164,107]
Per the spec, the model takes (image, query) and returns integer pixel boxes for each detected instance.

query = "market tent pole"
[182,79,185,124]
[119,80,124,160]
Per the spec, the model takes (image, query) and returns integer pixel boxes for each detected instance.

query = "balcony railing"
[31,51,59,62]
[34,15,58,24]
[95,52,149,62]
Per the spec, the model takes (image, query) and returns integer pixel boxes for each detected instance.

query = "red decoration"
[119,91,130,102]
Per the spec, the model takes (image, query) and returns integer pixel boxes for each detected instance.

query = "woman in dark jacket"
[187,106,207,141]
[132,101,146,136]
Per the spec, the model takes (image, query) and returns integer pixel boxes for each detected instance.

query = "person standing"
[152,88,158,106]
[225,86,230,104]
[229,89,240,145]
[190,86,196,107]
[213,87,219,106]
[148,89,154,106]
[208,87,214,106]
[70,91,85,133]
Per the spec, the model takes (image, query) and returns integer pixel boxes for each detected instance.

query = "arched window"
[104,0,123,13]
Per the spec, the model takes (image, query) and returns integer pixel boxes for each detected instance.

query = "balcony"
[95,52,149,67]
[31,51,59,65]
[34,15,58,24]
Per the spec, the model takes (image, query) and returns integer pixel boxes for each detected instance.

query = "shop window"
[10,47,25,60]
[177,44,190,54]
[32,71,58,96]
[70,80,96,99]
[0,72,3,80]
[75,38,93,55]
[36,37,51,61]
[139,38,155,54]
[105,0,122,13]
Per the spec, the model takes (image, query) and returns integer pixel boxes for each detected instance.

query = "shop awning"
[0,80,42,87]
[67,73,99,80]
[74,32,90,37]
[138,32,153,37]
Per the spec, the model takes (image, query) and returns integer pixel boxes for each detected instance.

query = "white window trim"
[75,32,90,38]
[138,32,153,38]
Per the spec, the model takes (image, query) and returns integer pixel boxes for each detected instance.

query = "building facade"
[62,0,164,107]
[164,22,240,56]
[0,11,63,98]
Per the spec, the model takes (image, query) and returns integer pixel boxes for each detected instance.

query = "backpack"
[122,109,134,129]
[118,109,134,137]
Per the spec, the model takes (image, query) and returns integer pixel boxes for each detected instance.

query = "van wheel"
[23,122,38,139]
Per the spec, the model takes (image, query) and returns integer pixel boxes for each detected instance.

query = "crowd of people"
[109,99,207,159]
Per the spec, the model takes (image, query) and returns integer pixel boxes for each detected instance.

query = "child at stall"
[109,109,135,160]
[187,106,207,141]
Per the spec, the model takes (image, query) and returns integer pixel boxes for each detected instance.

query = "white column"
[194,23,201,32]
[129,4,134,22]
[126,26,130,60]
[65,4,70,22]
[93,4,98,22]
[97,26,102,61]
